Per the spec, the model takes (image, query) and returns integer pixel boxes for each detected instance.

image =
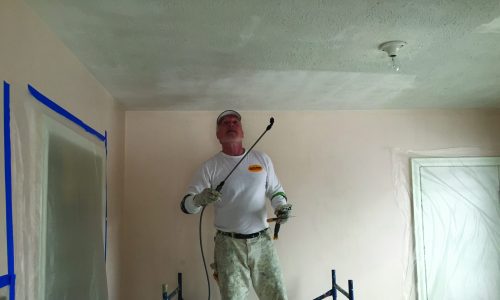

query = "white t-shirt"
[183,150,287,234]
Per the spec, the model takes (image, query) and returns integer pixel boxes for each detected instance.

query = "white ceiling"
[25,0,500,110]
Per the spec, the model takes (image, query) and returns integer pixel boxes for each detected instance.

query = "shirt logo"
[248,164,263,172]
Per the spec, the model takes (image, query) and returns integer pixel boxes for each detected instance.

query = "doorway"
[412,157,500,299]
[39,116,108,300]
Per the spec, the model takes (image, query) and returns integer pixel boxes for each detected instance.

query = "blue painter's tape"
[10,274,16,300]
[104,131,108,261]
[104,131,108,158]
[27,84,106,142]
[4,81,16,300]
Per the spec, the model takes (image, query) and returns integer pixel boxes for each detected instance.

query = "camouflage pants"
[213,229,288,300]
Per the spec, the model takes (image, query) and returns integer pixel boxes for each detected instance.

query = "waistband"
[217,228,268,239]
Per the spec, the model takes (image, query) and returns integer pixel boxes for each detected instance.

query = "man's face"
[216,115,244,143]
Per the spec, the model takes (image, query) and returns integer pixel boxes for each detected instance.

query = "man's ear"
[216,126,222,141]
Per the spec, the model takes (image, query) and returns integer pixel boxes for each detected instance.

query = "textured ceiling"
[24,0,500,110]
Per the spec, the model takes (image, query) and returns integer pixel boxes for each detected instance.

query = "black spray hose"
[199,206,210,300]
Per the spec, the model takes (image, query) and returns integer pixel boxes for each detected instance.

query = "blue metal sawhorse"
[313,269,354,300]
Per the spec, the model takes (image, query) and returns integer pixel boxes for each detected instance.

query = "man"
[180,110,292,300]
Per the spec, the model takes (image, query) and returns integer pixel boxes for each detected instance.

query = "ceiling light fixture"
[379,40,407,72]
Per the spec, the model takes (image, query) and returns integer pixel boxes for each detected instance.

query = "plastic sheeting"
[1,85,7,278]
[0,285,9,300]
[0,168,6,278]
[1,81,13,300]
[10,85,108,300]
[0,196,8,276]
[392,149,500,300]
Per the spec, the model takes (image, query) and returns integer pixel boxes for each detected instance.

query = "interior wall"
[0,1,124,299]
[123,109,500,300]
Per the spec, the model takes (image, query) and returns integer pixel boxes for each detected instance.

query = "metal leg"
[348,280,354,300]
[331,270,337,300]
[178,273,183,300]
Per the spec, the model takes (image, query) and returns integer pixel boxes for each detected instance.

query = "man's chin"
[219,137,243,144]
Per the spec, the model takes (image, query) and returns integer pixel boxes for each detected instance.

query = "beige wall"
[123,110,500,300]
[0,1,124,299]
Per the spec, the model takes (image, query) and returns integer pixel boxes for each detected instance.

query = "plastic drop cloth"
[1,83,9,298]
[0,286,9,300]
[392,148,500,300]
[8,87,108,300]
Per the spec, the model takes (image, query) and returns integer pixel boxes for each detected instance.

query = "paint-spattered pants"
[213,229,288,300]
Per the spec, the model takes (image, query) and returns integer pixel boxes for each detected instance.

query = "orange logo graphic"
[248,164,263,172]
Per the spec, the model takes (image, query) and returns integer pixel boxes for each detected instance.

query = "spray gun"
[214,117,293,239]
[214,117,289,239]
[214,117,274,192]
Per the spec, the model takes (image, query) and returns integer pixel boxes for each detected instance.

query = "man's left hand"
[275,204,292,224]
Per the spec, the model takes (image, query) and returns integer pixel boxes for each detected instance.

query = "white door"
[412,157,500,300]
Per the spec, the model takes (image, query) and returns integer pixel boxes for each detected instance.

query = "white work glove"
[193,188,222,207]
[275,203,292,224]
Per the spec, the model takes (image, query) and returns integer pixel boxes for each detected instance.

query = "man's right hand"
[193,188,222,207]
